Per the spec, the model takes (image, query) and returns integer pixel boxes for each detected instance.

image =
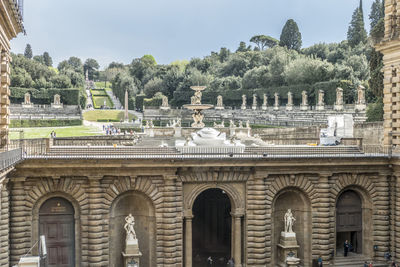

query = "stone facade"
[0,156,395,267]
[0,0,24,147]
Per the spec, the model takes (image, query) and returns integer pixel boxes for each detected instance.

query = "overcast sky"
[11,0,375,69]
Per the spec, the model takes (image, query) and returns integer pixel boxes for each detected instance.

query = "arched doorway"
[192,188,232,267]
[109,191,156,267]
[336,190,362,255]
[272,189,312,267]
[39,197,75,267]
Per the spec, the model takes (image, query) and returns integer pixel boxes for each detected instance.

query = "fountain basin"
[183,104,214,110]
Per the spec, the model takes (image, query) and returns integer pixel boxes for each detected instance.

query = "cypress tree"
[369,0,384,32]
[279,19,302,51]
[43,52,53,67]
[24,44,32,59]
[347,5,367,47]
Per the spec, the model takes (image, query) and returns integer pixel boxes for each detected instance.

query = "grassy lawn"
[92,95,114,108]
[83,110,136,122]
[95,81,111,89]
[9,125,103,140]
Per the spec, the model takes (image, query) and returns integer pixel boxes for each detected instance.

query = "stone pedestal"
[300,104,309,111]
[51,103,63,109]
[286,104,293,111]
[355,104,366,111]
[274,105,279,111]
[22,103,33,108]
[277,232,300,267]
[262,104,267,110]
[241,104,246,110]
[316,104,325,111]
[174,127,182,137]
[252,104,257,110]
[122,238,142,267]
[160,106,170,110]
[334,104,344,111]
[215,106,224,110]
[18,256,40,267]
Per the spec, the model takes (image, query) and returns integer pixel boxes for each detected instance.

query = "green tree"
[347,4,368,47]
[24,44,32,59]
[369,0,384,31]
[250,35,279,50]
[236,41,248,52]
[279,19,302,51]
[43,52,53,67]
[83,58,100,80]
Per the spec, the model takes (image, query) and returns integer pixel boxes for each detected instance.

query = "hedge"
[10,87,80,105]
[144,97,162,107]
[135,94,145,110]
[10,119,82,128]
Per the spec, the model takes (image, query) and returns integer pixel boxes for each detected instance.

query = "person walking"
[369,262,373,267]
[317,255,323,267]
[364,261,368,267]
[344,240,349,257]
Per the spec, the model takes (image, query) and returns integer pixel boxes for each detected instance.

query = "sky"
[11,0,375,69]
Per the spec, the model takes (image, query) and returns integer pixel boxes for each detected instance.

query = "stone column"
[0,176,9,267]
[392,171,400,261]
[231,210,244,267]
[184,211,193,267]
[0,50,11,148]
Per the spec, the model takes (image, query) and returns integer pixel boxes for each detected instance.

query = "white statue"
[161,95,169,107]
[318,90,324,105]
[284,209,296,233]
[336,87,343,105]
[241,95,247,109]
[217,95,223,107]
[124,214,137,241]
[54,94,61,105]
[238,120,243,128]
[274,93,279,107]
[357,85,365,105]
[301,91,307,106]
[24,92,31,104]
[246,120,250,129]
[287,92,293,106]
[229,120,236,128]
[252,94,257,107]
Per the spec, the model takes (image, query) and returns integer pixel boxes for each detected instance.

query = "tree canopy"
[279,19,302,51]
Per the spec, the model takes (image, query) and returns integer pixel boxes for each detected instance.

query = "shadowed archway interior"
[192,188,232,267]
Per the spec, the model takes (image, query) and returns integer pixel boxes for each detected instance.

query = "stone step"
[333,255,388,267]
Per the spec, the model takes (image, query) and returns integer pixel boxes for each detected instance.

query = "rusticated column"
[184,210,193,267]
[372,174,390,262]
[393,171,400,260]
[312,173,332,264]
[162,175,183,266]
[87,176,105,266]
[0,176,9,267]
[246,174,268,266]
[0,50,11,148]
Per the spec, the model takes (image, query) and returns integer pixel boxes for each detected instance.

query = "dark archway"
[39,197,75,267]
[109,190,156,267]
[336,190,362,255]
[192,188,232,267]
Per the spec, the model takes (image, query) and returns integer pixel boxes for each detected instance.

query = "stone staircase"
[333,254,388,267]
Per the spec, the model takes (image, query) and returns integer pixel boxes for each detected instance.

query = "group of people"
[103,125,120,135]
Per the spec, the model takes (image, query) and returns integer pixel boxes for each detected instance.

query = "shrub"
[10,87,80,105]
[366,98,383,122]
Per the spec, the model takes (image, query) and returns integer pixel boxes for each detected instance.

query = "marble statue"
[24,92,31,104]
[229,120,236,128]
[357,85,365,105]
[274,93,279,110]
[149,119,154,128]
[54,94,61,105]
[287,92,293,106]
[238,120,243,128]
[193,90,202,104]
[284,209,296,233]
[246,120,250,129]
[161,95,169,107]
[213,120,225,128]
[318,90,324,105]
[215,95,224,110]
[124,214,137,241]
[241,95,247,110]
[336,87,343,105]
[252,94,257,110]
[301,91,307,106]
[262,93,268,110]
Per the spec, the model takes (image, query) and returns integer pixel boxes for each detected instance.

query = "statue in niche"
[284,209,296,233]
[124,214,137,241]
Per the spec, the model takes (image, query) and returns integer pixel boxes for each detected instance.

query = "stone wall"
[4,157,394,267]
[353,122,384,146]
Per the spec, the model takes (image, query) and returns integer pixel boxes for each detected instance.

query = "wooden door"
[39,197,75,267]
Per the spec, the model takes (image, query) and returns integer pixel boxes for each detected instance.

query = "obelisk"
[124,90,129,122]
